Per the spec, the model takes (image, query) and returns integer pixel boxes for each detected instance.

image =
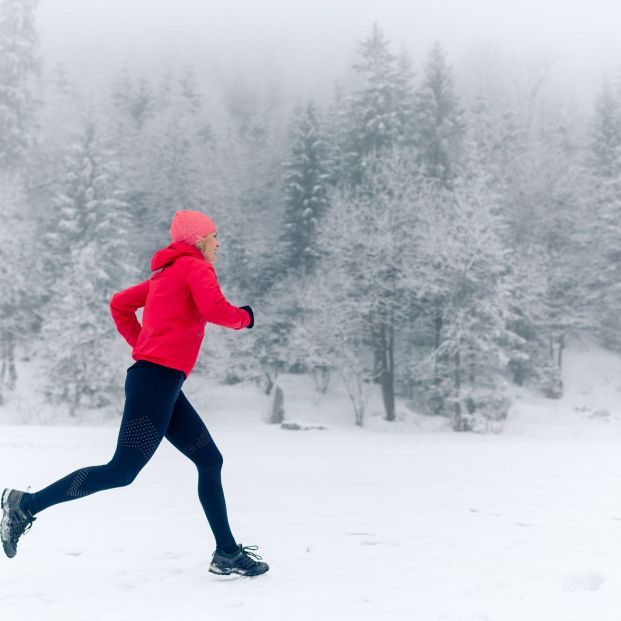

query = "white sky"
[36,0,621,108]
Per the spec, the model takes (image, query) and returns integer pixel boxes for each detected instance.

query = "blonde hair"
[195,233,214,252]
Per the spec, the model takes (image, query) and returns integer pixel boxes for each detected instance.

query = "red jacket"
[110,242,250,377]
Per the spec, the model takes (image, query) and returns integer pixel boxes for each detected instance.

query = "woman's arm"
[109,279,151,347]
[186,262,251,330]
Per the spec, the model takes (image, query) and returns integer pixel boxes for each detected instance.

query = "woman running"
[1,210,269,576]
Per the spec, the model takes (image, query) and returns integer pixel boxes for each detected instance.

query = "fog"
[37,0,621,108]
[2,0,620,429]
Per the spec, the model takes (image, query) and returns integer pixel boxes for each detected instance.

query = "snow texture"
[2,340,621,620]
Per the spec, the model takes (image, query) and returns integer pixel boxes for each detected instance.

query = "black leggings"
[25,360,237,552]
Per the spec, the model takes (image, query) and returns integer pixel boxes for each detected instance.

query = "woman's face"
[197,232,219,263]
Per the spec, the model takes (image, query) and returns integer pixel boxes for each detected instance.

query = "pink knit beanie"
[170,210,216,244]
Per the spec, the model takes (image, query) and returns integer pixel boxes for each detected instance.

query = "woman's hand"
[239,305,254,329]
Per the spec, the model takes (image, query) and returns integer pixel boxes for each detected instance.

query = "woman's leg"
[164,391,237,553]
[23,362,185,516]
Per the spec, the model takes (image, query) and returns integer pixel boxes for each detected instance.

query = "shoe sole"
[208,563,269,577]
[1,488,16,558]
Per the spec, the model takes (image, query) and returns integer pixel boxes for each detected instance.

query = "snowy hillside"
[2,339,621,621]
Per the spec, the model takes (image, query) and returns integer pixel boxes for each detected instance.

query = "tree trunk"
[342,370,365,427]
[7,331,16,390]
[432,311,443,415]
[380,322,395,422]
[266,384,285,424]
[69,390,79,418]
[312,365,330,394]
[558,334,565,369]
[452,350,465,431]
[513,362,524,386]
[0,329,17,392]
[262,370,275,396]
[0,330,6,391]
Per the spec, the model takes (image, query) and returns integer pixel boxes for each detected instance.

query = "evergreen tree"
[590,81,621,177]
[111,69,155,130]
[296,149,420,423]
[179,66,202,117]
[394,51,418,148]
[279,101,331,276]
[40,244,128,415]
[588,80,621,350]
[467,68,587,396]
[326,26,419,419]
[41,116,135,414]
[0,0,41,400]
[140,103,210,266]
[217,82,286,297]
[340,23,415,186]
[415,42,465,184]
[0,0,40,168]
[409,174,515,429]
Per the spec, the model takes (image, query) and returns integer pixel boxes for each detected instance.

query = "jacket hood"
[151,241,204,271]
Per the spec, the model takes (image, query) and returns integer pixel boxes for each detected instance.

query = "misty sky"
[37,0,621,109]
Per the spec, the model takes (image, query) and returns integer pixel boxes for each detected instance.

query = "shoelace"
[19,487,36,537]
[240,544,262,561]
[11,512,37,541]
[237,544,263,568]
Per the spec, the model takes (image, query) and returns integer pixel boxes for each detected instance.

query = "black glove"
[240,305,254,329]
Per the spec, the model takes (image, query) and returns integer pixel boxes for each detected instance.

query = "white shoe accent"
[1,489,13,547]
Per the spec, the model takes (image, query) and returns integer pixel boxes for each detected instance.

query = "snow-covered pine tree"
[394,51,418,148]
[0,0,40,168]
[587,80,621,351]
[40,244,128,416]
[324,81,351,186]
[137,67,213,271]
[34,63,84,281]
[415,42,465,185]
[502,101,587,394]
[178,66,203,118]
[466,59,587,396]
[339,23,412,186]
[111,69,155,131]
[222,101,332,388]
[41,115,135,415]
[107,68,157,274]
[536,115,589,394]
[325,26,419,419]
[219,80,286,293]
[404,43,467,413]
[295,149,420,423]
[410,174,514,430]
[0,0,41,400]
[590,80,621,177]
[0,178,38,399]
[216,84,291,386]
[279,101,331,276]
[467,90,521,189]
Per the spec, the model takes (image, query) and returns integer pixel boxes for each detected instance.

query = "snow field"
[3,421,621,620]
[2,340,621,620]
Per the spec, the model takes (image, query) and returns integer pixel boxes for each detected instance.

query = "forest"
[0,0,618,430]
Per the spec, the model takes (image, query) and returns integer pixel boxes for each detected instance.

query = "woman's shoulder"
[176,255,217,278]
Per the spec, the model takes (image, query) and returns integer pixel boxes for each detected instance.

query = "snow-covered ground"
[2,339,621,620]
